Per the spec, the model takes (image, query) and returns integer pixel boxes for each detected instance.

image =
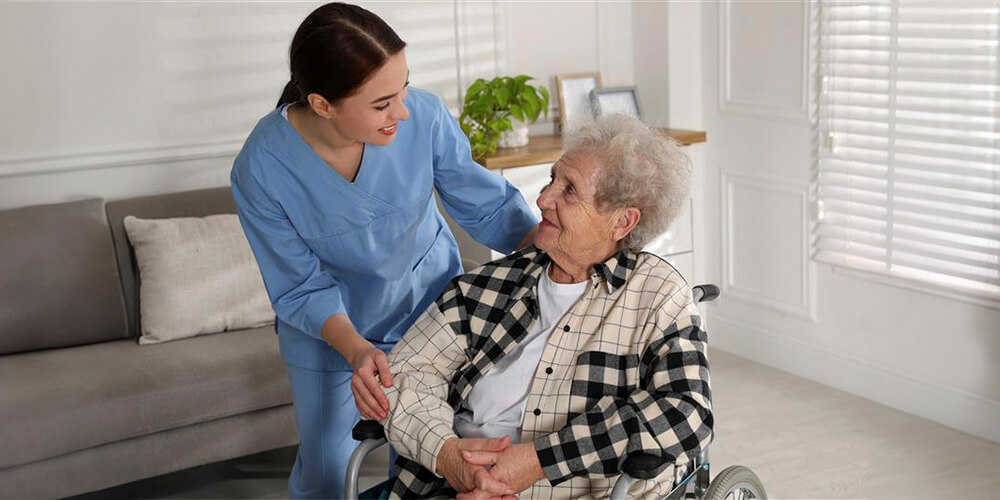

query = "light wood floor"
[707,348,1000,500]
[75,348,1000,499]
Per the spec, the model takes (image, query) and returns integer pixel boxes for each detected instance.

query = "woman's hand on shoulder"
[349,345,394,421]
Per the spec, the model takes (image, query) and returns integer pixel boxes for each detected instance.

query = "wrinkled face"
[325,50,410,146]
[535,150,620,271]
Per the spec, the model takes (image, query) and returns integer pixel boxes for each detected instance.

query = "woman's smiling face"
[325,50,411,146]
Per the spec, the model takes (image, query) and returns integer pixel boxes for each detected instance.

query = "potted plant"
[459,75,550,159]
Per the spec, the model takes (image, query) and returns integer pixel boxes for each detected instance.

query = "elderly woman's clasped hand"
[455,443,547,499]
[433,436,527,499]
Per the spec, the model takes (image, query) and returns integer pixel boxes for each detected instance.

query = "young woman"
[230,3,537,497]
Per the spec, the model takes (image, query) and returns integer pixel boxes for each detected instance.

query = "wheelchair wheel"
[703,465,766,500]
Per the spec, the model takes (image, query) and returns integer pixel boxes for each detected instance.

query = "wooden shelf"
[481,128,706,170]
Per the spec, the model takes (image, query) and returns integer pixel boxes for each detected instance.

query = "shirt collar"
[590,249,637,293]
[523,246,636,294]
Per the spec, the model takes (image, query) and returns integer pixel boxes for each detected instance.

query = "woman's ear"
[306,93,334,119]
[612,207,641,243]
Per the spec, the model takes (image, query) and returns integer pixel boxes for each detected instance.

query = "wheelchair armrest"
[352,420,386,441]
[621,452,670,480]
[692,284,720,303]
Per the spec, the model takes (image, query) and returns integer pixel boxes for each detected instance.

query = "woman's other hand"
[349,345,394,420]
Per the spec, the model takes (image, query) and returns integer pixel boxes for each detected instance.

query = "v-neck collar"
[278,105,374,188]
[273,107,392,210]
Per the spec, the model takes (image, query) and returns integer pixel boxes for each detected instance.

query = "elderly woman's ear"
[611,207,641,244]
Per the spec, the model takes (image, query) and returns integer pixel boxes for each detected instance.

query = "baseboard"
[707,313,1000,445]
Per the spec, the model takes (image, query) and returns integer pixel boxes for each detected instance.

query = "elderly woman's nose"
[537,184,555,209]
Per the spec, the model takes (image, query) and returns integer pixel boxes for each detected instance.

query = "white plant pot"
[498,119,530,148]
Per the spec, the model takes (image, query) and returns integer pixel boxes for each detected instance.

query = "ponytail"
[276,3,406,110]
[276,79,302,108]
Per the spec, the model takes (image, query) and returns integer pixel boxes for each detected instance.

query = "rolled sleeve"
[430,98,538,254]
[231,161,346,340]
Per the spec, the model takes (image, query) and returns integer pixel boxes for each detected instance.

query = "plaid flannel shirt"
[381,246,713,499]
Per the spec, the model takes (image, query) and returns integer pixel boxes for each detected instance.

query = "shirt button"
[533,408,541,416]
[545,367,553,375]
[563,325,570,332]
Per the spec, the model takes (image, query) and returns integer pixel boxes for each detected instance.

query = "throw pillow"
[123,214,273,344]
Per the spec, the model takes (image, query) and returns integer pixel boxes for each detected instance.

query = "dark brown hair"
[277,3,406,108]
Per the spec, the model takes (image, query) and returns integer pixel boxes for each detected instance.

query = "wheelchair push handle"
[693,284,719,303]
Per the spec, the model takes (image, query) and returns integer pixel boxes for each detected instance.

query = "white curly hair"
[563,114,692,251]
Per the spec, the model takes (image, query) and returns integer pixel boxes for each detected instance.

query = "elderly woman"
[377,114,712,499]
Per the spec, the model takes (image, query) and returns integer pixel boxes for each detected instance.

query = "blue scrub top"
[231,87,537,371]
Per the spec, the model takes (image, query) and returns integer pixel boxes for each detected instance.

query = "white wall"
[0,1,633,210]
[504,1,634,135]
[694,0,1000,444]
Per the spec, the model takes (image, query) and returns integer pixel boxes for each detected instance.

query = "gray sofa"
[0,187,298,499]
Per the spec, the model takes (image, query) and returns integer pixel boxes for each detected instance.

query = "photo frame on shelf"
[555,72,602,133]
[591,86,642,120]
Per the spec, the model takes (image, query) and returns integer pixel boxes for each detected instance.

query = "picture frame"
[591,86,642,120]
[555,72,602,133]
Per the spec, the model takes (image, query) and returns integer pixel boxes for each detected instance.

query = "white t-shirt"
[453,265,588,442]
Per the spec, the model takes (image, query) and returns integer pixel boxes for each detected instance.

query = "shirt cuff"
[422,425,459,478]
[298,293,346,341]
[533,431,580,486]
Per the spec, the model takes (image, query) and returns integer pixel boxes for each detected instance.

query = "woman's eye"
[566,184,575,195]
[374,102,390,111]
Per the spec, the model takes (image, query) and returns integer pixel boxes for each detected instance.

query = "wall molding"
[721,171,817,321]
[718,0,812,123]
[0,139,243,179]
[707,312,1000,445]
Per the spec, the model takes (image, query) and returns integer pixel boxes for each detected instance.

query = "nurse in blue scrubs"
[230,3,537,498]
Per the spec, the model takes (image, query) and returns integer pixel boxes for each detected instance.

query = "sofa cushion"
[0,198,128,355]
[106,187,236,339]
[0,326,291,469]
[123,214,274,344]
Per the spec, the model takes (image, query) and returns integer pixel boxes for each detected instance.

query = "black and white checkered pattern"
[381,246,713,499]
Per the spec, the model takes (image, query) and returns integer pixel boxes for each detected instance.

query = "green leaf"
[494,86,511,109]
[520,89,540,121]
[514,75,532,86]
[509,104,525,123]
[466,79,486,98]
[470,101,492,115]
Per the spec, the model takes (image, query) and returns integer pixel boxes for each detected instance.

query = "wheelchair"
[345,284,767,500]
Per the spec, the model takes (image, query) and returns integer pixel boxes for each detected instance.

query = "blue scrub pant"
[284,362,399,499]
[285,363,357,499]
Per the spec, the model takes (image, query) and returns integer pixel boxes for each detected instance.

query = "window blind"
[816,0,1000,300]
